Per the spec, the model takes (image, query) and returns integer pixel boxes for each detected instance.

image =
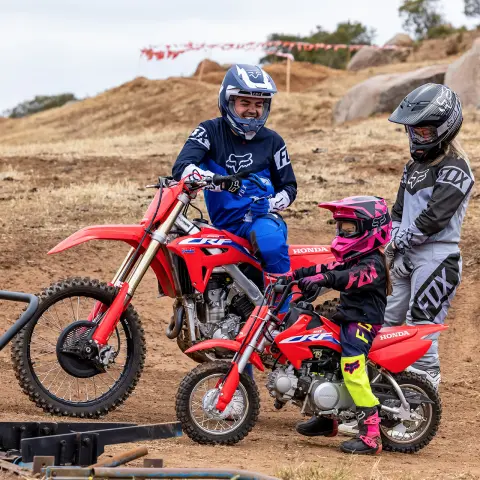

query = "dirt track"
[0,147,479,480]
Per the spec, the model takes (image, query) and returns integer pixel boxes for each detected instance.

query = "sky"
[0,0,477,113]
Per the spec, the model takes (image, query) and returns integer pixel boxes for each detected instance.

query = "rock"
[312,147,328,153]
[347,46,409,71]
[384,33,414,48]
[444,38,480,108]
[343,156,357,163]
[334,64,448,124]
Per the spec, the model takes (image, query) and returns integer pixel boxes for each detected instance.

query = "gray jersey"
[392,153,474,252]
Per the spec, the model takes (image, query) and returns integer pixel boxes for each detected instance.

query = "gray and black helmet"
[389,83,463,162]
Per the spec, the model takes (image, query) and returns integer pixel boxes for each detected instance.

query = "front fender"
[186,340,265,372]
[48,225,176,297]
[49,225,146,254]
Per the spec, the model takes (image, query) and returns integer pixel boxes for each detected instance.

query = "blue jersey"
[172,117,297,230]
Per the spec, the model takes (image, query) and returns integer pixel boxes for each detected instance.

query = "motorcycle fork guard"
[91,283,130,346]
[215,363,240,412]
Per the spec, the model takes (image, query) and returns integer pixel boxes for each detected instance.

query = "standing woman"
[384,84,474,389]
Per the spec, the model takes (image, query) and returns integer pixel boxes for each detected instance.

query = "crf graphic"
[344,360,360,374]
[226,153,253,173]
[408,169,429,188]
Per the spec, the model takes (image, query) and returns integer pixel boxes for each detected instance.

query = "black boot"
[340,407,382,455]
[296,416,338,437]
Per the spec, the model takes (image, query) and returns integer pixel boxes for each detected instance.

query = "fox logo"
[344,360,360,374]
[226,153,253,174]
[408,169,429,188]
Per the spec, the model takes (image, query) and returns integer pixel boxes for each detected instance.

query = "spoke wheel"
[11,277,146,417]
[176,362,260,445]
[380,372,442,453]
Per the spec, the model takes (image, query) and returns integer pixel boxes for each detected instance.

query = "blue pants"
[226,214,290,274]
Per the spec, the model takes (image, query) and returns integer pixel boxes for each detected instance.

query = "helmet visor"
[336,220,359,238]
[406,125,438,145]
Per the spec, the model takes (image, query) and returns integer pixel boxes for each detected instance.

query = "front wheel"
[11,277,146,417]
[379,372,442,453]
[176,362,260,445]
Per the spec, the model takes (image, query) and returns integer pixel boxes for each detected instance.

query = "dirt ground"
[1,50,480,478]
[0,119,479,480]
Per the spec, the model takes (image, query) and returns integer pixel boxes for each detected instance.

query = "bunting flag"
[140,40,405,61]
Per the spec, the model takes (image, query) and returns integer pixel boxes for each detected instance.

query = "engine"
[198,274,254,341]
[267,362,354,414]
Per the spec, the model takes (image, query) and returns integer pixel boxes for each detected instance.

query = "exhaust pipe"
[166,305,184,339]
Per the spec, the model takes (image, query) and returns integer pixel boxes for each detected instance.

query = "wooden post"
[286,56,291,95]
[198,59,205,83]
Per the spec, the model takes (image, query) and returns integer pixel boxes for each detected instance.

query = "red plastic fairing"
[167,228,261,293]
[289,245,336,270]
[369,324,448,372]
[48,225,176,298]
[141,182,184,226]
[370,326,419,351]
[369,341,431,373]
[185,339,265,372]
[275,313,342,369]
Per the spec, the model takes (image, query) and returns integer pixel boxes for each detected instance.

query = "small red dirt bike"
[176,281,444,453]
[11,175,338,417]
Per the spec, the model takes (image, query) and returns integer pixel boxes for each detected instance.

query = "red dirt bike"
[176,281,444,453]
[11,174,338,418]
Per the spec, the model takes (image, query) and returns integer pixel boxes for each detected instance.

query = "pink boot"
[340,407,382,454]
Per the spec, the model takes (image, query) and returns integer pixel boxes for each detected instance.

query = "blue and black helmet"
[218,64,277,140]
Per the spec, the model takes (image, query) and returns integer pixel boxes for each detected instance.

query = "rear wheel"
[379,372,441,453]
[315,298,340,319]
[176,362,260,445]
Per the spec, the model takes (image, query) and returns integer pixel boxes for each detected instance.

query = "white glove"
[181,164,221,192]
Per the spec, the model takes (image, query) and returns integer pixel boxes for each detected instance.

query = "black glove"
[293,266,317,280]
[212,175,243,194]
[384,240,396,268]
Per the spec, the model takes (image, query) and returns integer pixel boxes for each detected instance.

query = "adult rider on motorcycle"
[172,64,297,310]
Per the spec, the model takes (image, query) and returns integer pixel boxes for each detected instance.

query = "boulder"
[384,33,414,48]
[347,46,409,71]
[444,38,480,108]
[334,64,448,124]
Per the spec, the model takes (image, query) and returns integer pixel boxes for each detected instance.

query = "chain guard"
[56,320,104,378]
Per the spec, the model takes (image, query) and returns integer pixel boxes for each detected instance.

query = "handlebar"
[147,172,267,193]
[272,280,323,316]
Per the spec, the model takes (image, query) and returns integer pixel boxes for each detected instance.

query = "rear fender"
[48,225,176,297]
[186,340,265,372]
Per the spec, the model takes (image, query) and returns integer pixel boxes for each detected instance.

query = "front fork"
[215,313,274,412]
[88,196,189,346]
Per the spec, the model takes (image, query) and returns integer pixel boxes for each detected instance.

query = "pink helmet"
[319,196,392,262]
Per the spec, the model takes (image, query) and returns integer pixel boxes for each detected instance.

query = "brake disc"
[56,320,104,378]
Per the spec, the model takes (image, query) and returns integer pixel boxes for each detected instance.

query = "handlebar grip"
[273,284,287,294]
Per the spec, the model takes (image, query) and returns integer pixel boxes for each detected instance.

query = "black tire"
[315,298,340,319]
[11,277,146,418]
[380,372,442,453]
[176,326,212,364]
[176,361,260,445]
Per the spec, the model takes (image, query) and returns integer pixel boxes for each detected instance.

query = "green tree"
[3,93,78,118]
[464,0,480,17]
[261,21,376,70]
[399,0,444,39]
